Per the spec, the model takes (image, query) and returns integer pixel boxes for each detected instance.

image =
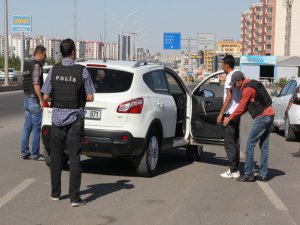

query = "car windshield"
[87,68,133,93]
[8,69,14,72]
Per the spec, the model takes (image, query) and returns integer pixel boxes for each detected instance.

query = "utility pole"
[284,0,294,56]
[21,32,24,72]
[74,0,77,43]
[4,0,9,86]
[181,36,197,75]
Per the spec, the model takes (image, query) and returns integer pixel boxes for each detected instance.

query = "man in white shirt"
[217,55,242,178]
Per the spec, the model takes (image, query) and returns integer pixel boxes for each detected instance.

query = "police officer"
[41,39,95,207]
[21,45,46,161]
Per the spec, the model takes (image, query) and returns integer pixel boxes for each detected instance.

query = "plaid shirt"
[41,58,95,126]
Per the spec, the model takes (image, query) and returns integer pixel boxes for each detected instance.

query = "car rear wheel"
[270,123,279,133]
[134,129,160,177]
[43,147,69,168]
[285,116,296,141]
[186,145,203,161]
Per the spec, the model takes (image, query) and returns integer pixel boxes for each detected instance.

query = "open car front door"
[190,71,225,144]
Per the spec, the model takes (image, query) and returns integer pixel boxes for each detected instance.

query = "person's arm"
[223,87,253,126]
[83,68,96,102]
[32,64,44,110]
[217,88,232,124]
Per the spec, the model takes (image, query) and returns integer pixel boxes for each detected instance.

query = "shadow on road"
[200,151,285,181]
[79,148,192,177]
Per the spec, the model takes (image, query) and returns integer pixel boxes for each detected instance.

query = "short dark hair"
[222,55,235,69]
[60,38,75,57]
[33,45,46,56]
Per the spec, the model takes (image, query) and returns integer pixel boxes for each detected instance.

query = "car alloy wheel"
[147,136,159,171]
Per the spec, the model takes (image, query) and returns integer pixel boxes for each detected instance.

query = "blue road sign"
[12,15,32,32]
[163,33,181,50]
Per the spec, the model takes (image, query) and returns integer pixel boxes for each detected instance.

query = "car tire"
[186,145,203,161]
[43,147,69,168]
[270,123,279,133]
[134,128,161,177]
[285,116,296,141]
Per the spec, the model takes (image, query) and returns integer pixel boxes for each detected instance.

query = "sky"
[0,0,259,54]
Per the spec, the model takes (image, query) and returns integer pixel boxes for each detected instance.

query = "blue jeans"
[21,97,42,157]
[245,115,274,178]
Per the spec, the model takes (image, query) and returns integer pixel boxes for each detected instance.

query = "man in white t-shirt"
[217,55,242,179]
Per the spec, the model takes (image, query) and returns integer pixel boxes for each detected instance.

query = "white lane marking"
[240,152,297,225]
[0,178,35,209]
[0,90,22,95]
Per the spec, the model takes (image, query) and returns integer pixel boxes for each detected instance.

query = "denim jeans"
[21,96,42,157]
[245,115,274,178]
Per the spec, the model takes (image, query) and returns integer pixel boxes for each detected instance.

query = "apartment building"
[203,50,214,73]
[105,42,118,60]
[76,41,86,59]
[46,38,62,62]
[241,0,274,56]
[85,41,103,59]
[0,36,5,56]
[274,0,300,56]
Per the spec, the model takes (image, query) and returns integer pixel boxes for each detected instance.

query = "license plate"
[85,108,101,120]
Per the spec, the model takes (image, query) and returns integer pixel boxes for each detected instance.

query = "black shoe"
[70,198,86,207]
[236,174,256,182]
[256,175,268,182]
[21,153,31,160]
[292,151,300,157]
[32,154,45,161]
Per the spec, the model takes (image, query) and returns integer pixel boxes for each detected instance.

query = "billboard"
[197,33,215,50]
[163,33,181,50]
[12,15,32,32]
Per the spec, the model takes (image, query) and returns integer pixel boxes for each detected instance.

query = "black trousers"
[224,114,240,172]
[50,118,84,202]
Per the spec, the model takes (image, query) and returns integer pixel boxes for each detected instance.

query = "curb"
[0,85,23,93]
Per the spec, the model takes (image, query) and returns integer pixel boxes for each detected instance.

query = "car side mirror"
[270,90,278,97]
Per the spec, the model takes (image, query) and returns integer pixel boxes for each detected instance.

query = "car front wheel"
[186,145,203,161]
[134,129,160,177]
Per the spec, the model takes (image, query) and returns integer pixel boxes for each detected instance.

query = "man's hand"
[223,117,230,127]
[217,114,223,125]
[39,101,44,111]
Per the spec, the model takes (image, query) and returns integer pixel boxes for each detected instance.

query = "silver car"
[272,78,300,141]
[0,68,17,81]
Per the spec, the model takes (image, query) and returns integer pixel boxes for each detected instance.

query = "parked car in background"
[209,74,220,85]
[42,65,53,82]
[271,78,300,141]
[0,68,17,81]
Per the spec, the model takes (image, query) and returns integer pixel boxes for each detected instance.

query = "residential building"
[9,34,22,58]
[274,0,300,56]
[216,40,241,55]
[47,38,62,62]
[85,41,103,59]
[203,50,214,73]
[105,42,118,60]
[0,36,5,56]
[30,35,47,56]
[76,41,86,59]
[241,0,275,55]
[118,35,130,61]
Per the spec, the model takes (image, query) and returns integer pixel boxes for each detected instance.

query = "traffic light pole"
[4,0,9,86]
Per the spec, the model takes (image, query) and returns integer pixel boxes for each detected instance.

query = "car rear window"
[87,68,133,93]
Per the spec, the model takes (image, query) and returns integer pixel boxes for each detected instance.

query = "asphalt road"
[0,90,299,225]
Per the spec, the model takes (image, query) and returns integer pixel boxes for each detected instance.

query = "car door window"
[286,81,297,95]
[279,81,291,97]
[164,71,185,95]
[151,70,169,93]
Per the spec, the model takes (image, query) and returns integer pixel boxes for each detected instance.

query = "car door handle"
[201,101,207,117]
[204,101,211,107]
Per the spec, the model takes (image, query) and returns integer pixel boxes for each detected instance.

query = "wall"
[277,66,299,80]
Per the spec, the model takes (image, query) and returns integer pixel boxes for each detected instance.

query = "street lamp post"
[4,0,9,86]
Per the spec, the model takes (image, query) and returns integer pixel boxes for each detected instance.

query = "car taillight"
[117,98,144,114]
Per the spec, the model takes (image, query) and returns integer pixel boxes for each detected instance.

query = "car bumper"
[41,125,144,156]
[291,124,300,133]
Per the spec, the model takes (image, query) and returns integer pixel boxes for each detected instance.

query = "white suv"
[41,61,225,177]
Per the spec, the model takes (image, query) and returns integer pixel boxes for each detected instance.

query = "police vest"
[244,80,272,118]
[51,64,86,109]
[23,59,44,96]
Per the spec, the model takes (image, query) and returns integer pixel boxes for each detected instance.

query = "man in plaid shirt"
[42,38,95,207]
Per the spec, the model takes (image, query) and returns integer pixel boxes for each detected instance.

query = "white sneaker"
[220,169,240,178]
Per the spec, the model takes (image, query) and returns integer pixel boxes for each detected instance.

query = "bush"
[278,78,288,88]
